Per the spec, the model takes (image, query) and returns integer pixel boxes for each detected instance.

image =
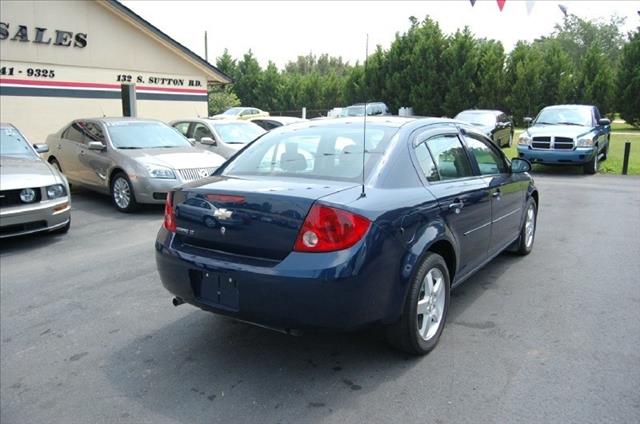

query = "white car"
[210,107,269,120]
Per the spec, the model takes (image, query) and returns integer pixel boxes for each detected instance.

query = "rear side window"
[425,135,474,180]
[414,143,439,182]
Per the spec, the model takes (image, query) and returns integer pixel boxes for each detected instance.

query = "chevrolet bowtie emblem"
[199,169,209,178]
[213,208,233,220]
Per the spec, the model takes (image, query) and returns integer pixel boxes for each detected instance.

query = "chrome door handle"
[57,144,62,150]
[449,200,464,214]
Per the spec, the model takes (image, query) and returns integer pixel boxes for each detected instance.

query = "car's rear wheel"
[110,173,138,213]
[583,151,598,174]
[386,252,450,355]
[515,198,537,255]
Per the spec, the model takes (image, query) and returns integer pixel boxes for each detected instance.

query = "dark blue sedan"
[155,117,539,355]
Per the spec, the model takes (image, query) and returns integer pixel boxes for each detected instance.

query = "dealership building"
[0,0,230,142]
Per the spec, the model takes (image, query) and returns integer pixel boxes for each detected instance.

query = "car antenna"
[99,104,106,118]
[360,33,369,199]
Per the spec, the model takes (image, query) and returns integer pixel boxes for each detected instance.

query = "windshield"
[213,122,266,145]
[344,106,365,117]
[106,122,192,149]
[222,124,398,183]
[455,112,496,126]
[535,107,593,126]
[223,107,244,116]
[0,127,38,159]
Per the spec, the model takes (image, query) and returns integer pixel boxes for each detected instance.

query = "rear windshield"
[213,122,266,145]
[221,124,398,182]
[455,112,496,126]
[0,127,37,159]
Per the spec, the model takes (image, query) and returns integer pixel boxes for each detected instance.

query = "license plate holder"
[200,271,239,311]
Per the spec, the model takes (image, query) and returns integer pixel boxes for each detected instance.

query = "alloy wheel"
[525,203,536,248]
[416,268,446,341]
[113,177,131,210]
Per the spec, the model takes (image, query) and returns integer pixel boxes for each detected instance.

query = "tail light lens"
[294,204,370,253]
[163,191,176,232]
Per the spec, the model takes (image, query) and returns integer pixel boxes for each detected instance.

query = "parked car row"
[0,108,306,238]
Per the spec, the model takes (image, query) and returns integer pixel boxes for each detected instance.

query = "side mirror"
[598,118,611,126]
[200,137,217,146]
[523,117,533,127]
[511,158,531,173]
[33,143,49,153]
[87,141,106,151]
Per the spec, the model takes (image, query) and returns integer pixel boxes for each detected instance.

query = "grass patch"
[611,121,639,132]
[501,130,640,176]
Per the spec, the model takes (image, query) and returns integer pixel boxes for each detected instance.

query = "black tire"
[110,172,139,213]
[602,139,609,161]
[49,157,63,173]
[583,151,598,175]
[203,216,216,228]
[386,252,450,355]
[515,197,537,255]
[52,218,71,234]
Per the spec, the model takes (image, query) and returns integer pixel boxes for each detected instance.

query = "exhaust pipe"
[172,297,185,307]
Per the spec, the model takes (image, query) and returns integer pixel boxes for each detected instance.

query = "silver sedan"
[0,123,71,238]
[45,118,226,212]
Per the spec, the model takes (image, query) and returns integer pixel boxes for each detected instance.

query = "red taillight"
[163,192,176,233]
[293,204,370,253]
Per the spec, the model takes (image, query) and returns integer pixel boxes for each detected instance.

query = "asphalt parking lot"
[1,174,639,424]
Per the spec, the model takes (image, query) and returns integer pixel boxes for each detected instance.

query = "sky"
[121,0,640,69]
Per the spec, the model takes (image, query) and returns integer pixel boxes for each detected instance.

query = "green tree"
[580,43,615,115]
[476,40,506,110]
[215,49,237,80]
[208,86,240,115]
[617,28,640,126]
[442,27,479,117]
[233,50,263,107]
[506,42,544,123]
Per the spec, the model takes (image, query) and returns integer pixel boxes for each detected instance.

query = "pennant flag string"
[469,0,476,7]
[497,0,506,11]
[526,0,535,15]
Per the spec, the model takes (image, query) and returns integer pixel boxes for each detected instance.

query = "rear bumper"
[517,146,596,165]
[154,227,401,331]
[0,197,71,238]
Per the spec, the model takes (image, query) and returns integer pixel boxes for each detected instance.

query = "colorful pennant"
[526,0,535,15]
[469,0,476,6]
[497,0,506,11]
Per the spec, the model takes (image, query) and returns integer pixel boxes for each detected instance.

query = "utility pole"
[204,30,209,62]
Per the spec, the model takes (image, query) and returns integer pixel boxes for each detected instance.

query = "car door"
[462,131,526,255]
[56,122,87,182]
[414,128,492,278]
[77,121,112,190]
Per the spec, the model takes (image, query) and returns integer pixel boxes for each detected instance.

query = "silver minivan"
[45,118,226,212]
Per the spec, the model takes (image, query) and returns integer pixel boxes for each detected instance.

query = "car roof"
[542,104,594,109]
[279,116,463,131]
[253,116,305,123]
[457,109,502,115]
[78,117,164,124]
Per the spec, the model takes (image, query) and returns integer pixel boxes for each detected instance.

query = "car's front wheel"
[583,151,598,174]
[386,252,450,355]
[110,173,138,213]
